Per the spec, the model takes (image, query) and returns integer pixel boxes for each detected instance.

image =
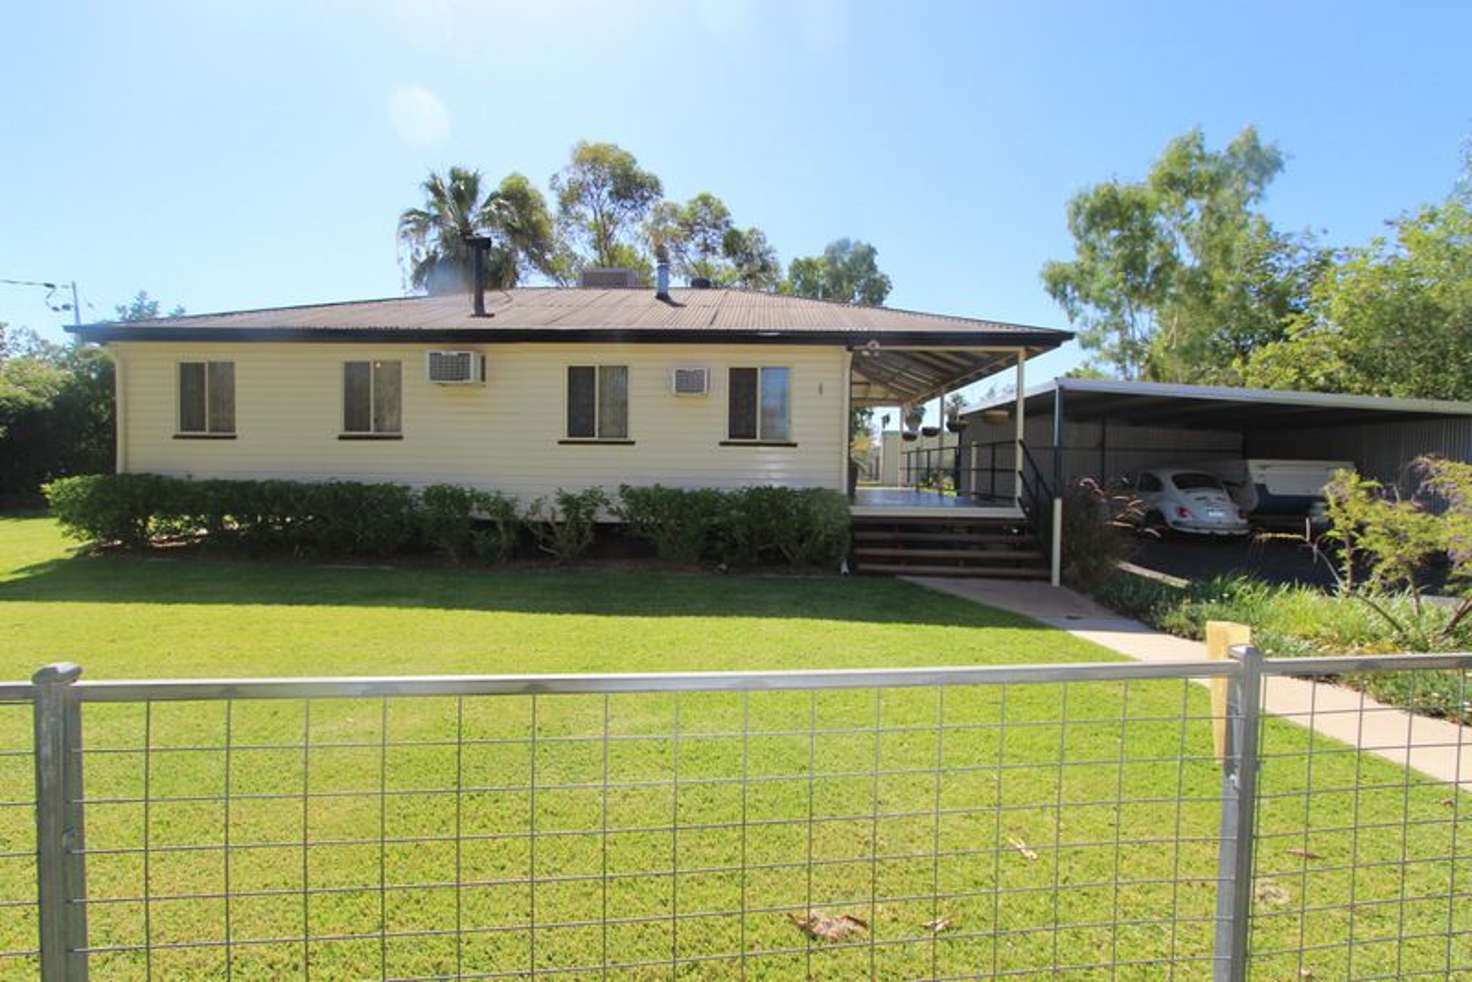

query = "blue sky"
[3,0,1468,399]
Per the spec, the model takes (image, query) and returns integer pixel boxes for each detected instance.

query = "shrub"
[420,484,521,563]
[419,484,482,562]
[469,491,521,564]
[526,487,609,563]
[615,485,725,563]
[43,473,161,548]
[1059,478,1145,591]
[719,486,850,568]
[306,481,418,556]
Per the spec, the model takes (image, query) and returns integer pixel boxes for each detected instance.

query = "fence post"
[33,663,87,982]
[1212,643,1262,982]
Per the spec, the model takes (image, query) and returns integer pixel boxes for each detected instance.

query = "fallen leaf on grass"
[1008,835,1038,861]
[1287,848,1323,860]
[1254,880,1291,908]
[923,915,957,933]
[786,911,868,942]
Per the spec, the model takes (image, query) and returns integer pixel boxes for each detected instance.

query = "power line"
[0,277,85,326]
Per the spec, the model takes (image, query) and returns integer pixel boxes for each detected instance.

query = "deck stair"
[851,514,1048,579]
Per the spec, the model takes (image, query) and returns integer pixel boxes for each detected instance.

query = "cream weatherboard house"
[70,272,1069,576]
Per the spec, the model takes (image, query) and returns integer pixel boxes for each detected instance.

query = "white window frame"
[564,364,631,441]
[175,360,235,435]
[341,359,403,436]
[727,365,792,443]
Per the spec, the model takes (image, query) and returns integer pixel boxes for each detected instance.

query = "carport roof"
[965,378,1472,430]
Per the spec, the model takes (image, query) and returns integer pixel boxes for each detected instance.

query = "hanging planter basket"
[920,425,940,438]
[900,430,919,442]
[946,419,968,433]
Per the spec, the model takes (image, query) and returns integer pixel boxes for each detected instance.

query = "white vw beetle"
[1135,468,1250,536]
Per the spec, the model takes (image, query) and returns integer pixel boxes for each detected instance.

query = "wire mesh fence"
[1248,660,1472,980]
[0,687,40,977]
[1,652,1469,980]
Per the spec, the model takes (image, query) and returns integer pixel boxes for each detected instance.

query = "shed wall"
[1246,418,1472,491]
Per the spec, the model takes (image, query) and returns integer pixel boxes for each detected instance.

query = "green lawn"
[0,516,1466,979]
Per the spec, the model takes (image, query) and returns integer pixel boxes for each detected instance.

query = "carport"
[961,378,1472,497]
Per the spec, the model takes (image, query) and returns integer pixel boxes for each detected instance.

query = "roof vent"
[580,268,639,289]
[689,277,713,289]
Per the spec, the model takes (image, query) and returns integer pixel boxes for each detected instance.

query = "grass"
[0,516,1468,979]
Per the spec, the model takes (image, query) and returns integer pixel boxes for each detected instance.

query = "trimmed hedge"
[42,475,852,569]
[615,483,850,568]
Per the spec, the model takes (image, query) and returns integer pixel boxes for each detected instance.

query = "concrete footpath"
[907,577,1471,788]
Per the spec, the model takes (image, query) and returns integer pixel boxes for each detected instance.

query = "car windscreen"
[1171,473,1225,491]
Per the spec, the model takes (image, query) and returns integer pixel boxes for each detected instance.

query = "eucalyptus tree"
[551,141,663,271]
[785,238,892,305]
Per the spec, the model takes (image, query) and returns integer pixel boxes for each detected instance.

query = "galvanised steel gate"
[1,647,1468,979]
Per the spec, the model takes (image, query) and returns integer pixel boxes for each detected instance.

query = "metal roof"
[69,287,1069,407]
[966,377,1472,429]
[68,287,1070,350]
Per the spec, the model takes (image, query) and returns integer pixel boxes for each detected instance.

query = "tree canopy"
[1042,127,1324,381]
[397,167,560,293]
[1244,198,1472,399]
[551,141,663,272]
[784,238,892,305]
[397,142,884,298]
[1044,126,1472,399]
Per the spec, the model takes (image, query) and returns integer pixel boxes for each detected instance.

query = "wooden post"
[1206,621,1252,763]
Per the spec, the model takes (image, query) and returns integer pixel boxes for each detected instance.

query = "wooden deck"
[849,486,1021,519]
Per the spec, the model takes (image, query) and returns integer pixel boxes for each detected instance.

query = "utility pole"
[69,282,80,327]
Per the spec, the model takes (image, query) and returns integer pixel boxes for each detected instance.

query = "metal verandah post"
[33,663,87,981]
[1213,644,1262,982]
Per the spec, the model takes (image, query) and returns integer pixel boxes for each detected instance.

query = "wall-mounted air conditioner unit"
[426,350,485,384]
[670,366,710,397]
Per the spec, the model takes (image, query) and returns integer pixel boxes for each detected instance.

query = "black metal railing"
[901,440,1019,504]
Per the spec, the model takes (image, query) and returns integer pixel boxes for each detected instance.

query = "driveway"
[1127,533,1337,588]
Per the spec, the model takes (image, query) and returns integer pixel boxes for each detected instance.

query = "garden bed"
[1093,571,1472,722]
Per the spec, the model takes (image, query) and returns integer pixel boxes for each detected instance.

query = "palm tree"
[397,168,563,294]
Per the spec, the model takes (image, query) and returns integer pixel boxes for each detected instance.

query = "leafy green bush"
[306,481,419,556]
[615,484,726,563]
[47,474,417,557]
[43,473,161,548]
[420,484,521,563]
[713,486,851,568]
[526,487,609,563]
[44,475,852,571]
[470,492,521,564]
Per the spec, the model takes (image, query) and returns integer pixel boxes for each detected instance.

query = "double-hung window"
[565,365,629,441]
[177,361,235,436]
[342,360,402,436]
[727,366,791,443]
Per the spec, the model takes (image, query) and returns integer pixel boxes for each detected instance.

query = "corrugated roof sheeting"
[75,287,1065,339]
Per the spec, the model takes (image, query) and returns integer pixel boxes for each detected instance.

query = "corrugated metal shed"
[961,378,1472,493]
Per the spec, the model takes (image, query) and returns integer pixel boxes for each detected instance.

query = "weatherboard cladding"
[70,288,1069,345]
